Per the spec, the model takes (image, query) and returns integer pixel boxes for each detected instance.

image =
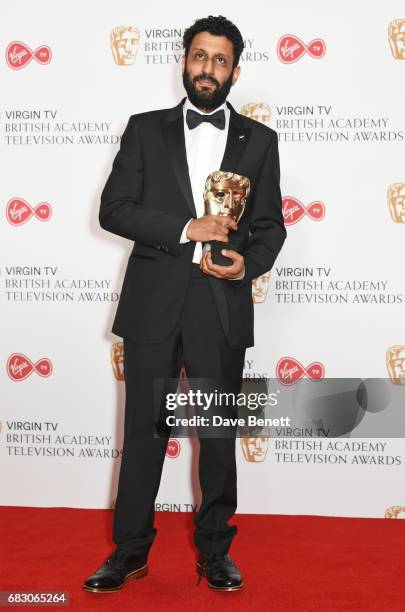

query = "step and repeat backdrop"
[1,1,404,519]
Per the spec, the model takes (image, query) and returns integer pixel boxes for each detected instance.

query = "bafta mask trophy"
[203,171,250,266]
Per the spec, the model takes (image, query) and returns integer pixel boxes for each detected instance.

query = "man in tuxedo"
[84,15,286,593]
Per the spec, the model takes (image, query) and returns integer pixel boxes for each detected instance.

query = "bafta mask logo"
[204,171,250,221]
[386,345,405,385]
[385,506,405,518]
[388,19,405,59]
[252,272,270,304]
[110,26,140,65]
[111,342,124,381]
[240,102,271,125]
[387,183,405,223]
[240,435,270,462]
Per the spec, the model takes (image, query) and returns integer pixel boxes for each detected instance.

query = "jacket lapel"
[220,101,251,173]
[161,98,197,218]
[161,99,250,336]
[161,99,251,219]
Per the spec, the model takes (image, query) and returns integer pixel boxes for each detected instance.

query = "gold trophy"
[203,170,250,266]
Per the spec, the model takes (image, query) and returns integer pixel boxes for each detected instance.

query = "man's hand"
[186,215,237,243]
[200,247,245,280]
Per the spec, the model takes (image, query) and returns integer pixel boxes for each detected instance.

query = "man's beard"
[182,67,233,111]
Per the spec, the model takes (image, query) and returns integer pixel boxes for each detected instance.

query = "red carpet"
[1,507,404,611]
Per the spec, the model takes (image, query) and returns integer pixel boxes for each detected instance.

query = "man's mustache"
[193,75,220,87]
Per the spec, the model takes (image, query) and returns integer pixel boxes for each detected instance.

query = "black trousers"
[112,263,246,557]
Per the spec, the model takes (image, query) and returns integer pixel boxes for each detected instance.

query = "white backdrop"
[1,0,404,520]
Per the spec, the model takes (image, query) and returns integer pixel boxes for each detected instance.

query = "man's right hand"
[186,215,238,243]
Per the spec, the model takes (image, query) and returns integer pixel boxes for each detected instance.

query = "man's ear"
[232,65,241,86]
[180,55,185,73]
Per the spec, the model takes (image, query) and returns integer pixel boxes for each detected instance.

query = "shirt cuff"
[179,219,193,243]
[230,268,245,280]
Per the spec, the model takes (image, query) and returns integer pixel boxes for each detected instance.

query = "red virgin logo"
[6,198,52,226]
[166,439,181,458]
[282,196,325,225]
[276,357,325,385]
[6,41,52,69]
[7,353,53,381]
[277,35,326,63]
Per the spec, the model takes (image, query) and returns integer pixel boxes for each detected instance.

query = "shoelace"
[196,553,231,586]
[106,550,128,571]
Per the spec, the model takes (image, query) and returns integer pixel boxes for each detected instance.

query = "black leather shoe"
[196,552,244,591]
[83,550,148,593]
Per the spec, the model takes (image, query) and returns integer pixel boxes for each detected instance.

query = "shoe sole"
[83,564,148,593]
[196,562,244,591]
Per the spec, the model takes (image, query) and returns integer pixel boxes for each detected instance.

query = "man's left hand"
[200,248,245,280]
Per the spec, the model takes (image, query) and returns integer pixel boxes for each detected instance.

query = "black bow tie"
[186,108,225,130]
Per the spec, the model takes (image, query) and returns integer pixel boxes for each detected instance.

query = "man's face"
[182,31,241,110]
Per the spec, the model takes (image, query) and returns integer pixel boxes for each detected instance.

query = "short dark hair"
[183,15,244,69]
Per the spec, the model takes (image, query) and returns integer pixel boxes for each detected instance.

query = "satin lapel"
[220,102,251,173]
[209,103,251,341]
[161,100,197,218]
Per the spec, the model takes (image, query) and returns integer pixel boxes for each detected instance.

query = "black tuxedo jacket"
[99,98,286,349]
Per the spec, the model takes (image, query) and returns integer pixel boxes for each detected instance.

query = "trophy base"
[209,241,237,266]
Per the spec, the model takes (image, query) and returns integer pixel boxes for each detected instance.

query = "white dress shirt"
[180,97,230,263]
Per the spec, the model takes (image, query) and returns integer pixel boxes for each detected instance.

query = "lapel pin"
[239,134,245,140]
